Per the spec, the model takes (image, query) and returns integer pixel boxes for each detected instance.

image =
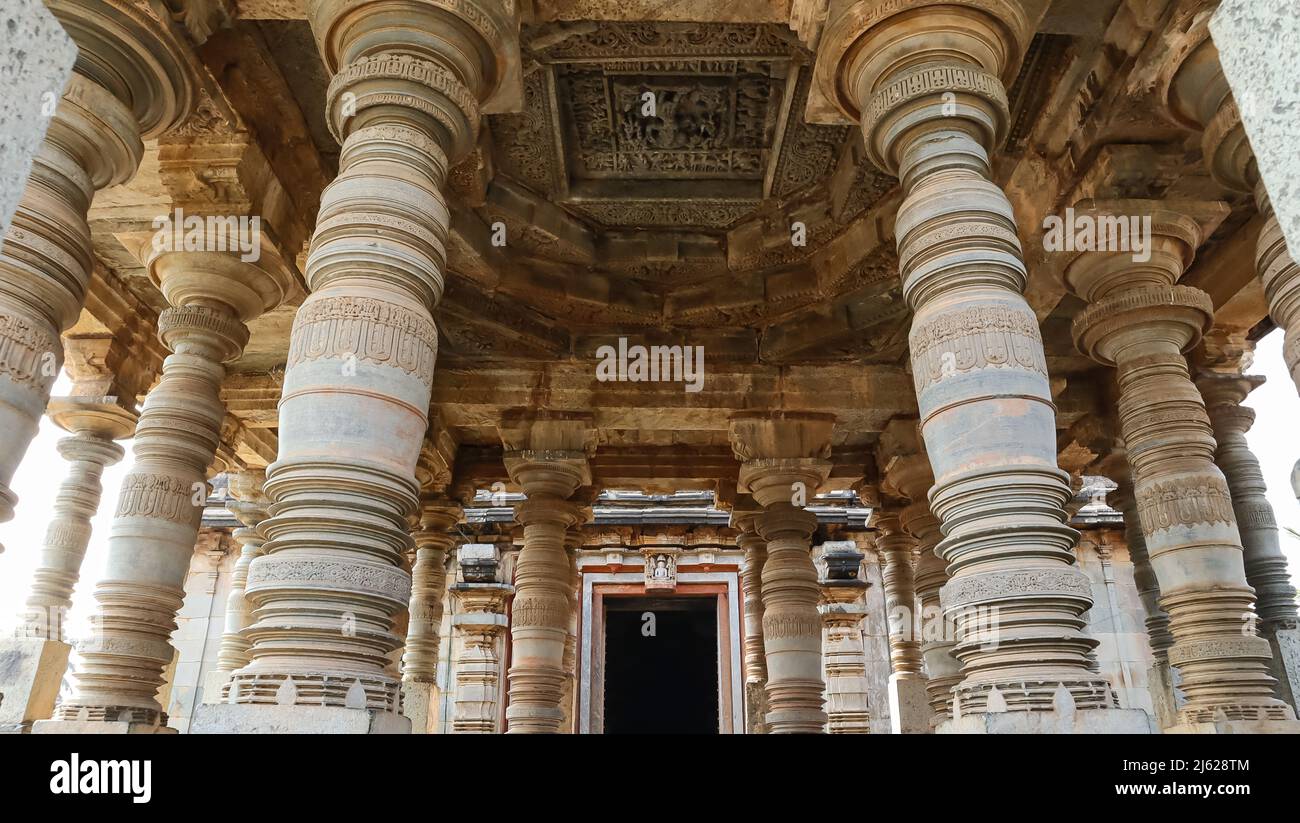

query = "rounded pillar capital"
[147,241,297,324]
[156,304,250,363]
[48,0,196,141]
[309,0,515,163]
[815,0,1029,125]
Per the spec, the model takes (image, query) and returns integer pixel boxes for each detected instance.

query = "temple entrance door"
[602,595,719,734]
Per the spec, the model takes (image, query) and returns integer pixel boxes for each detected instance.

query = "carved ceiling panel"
[489,22,855,231]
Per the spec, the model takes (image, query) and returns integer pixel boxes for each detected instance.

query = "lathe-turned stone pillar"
[0,0,191,532]
[814,1,1127,728]
[0,397,134,732]
[732,505,769,734]
[500,414,592,734]
[1197,350,1300,713]
[1161,3,1300,499]
[401,495,459,734]
[1110,480,1180,729]
[1067,201,1297,732]
[819,541,872,734]
[205,470,269,703]
[450,542,511,734]
[504,476,586,734]
[39,235,293,734]
[203,0,517,734]
[729,412,833,734]
[885,452,960,729]
[872,509,928,734]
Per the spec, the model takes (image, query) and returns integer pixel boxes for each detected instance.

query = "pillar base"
[0,637,71,733]
[31,719,177,734]
[938,708,1156,734]
[888,673,930,734]
[1164,718,1300,734]
[401,681,438,734]
[190,703,411,734]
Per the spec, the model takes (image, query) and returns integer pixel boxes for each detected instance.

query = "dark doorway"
[603,596,719,734]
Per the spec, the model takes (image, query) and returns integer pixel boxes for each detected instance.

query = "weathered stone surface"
[1212,0,1300,260]
[0,638,71,732]
[191,703,410,734]
[0,0,75,244]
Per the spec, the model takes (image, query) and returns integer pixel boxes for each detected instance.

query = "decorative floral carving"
[1136,477,1236,536]
[114,473,201,526]
[287,295,439,386]
[910,303,1048,391]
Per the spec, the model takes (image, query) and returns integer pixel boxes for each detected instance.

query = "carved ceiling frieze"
[487,22,855,232]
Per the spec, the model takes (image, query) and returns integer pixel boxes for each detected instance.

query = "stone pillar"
[732,506,769,734]
[197,0,517,734]
[450,569,512,734]
[1111,481,1180,730]
[729,412,833,734]
[205,470,269,702]
[0,398,133,732]
[819,542,872,734]
[1067,201,1298,732]
[401,495,459,734]
[1197,350,1300,713]
[872,509,929,734]
[500,414,592,734]
[1163,3,1300,500]
[38,233,293,733]
[813,1,1130,729]
[0,0,190,530]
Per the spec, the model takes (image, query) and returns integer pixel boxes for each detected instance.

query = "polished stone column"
[1067,202,1296,731]
[1197,360,1300,712]
[210,0,516,733]
[40,240,292,733]
[816,1,1120,725]
[207,470,269,700]
[819,542,872,734]
[400,495,458,734]
[450,578,512,734]
[732,506,769,734]
[0,398,134,732]
[1162,4,1300,499]
[730,412,833,734]
[872,509,928,733]
[886,453,960,728]
[501,414,591,733]
[0,0,190,531]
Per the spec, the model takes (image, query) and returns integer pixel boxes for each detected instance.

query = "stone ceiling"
[70,0,1277,488]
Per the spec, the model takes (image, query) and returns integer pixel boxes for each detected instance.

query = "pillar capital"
[310,0,521,163]
[46,396,138,445]
[807,0,1029,134]
[1159,2,1257,195]
[729,412,834,508]
[1066,200,1228,366]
